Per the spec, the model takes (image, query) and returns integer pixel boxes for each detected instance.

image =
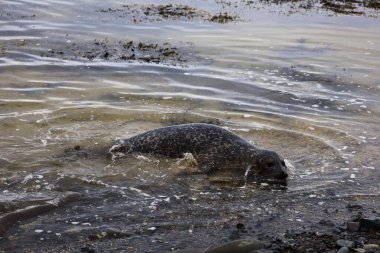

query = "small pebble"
[337,239,354,248]
[363,244,379,250]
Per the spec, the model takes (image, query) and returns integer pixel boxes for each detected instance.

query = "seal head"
[252,149,288,180]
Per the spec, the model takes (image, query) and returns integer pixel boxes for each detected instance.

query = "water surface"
[0,0,379,252]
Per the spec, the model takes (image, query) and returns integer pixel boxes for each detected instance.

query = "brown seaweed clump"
[40,39,186,65]
[98,4,238,24]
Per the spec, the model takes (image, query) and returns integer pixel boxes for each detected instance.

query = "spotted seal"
[110,123,288,180]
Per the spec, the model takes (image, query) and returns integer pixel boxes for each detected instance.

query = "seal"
[110,123,288,180]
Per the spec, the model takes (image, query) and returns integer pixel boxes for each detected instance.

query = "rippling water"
[0,0,379,252]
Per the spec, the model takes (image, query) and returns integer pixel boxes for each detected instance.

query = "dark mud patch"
[0,39,28,58]
[217,0,380,18]
[39,39,190,66]
[97,4,238,23]
[209,13,238,23]
[320,0,364,15]
[0,192,80,237]
[0,172,379,253]
[0,8,37,21]
[262,226,380,252]
[0,43,6,57]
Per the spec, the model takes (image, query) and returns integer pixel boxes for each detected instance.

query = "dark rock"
[337,239,354,248]
[325,188,336,196]
[325,208,339,213]
[336,247,350,253]
[338,225,347,232]
[319,219,335,227]
[205,239,265,253]
[81,245,96,253]
[359,217,380,231]
[357,237,367,243]
[347,204,363,210]
[295,245,307,253]
[295,245,314,253]
[236,223,245,229]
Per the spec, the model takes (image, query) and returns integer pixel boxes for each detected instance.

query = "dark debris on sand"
[259,211,380,253]
[97,4,238,23]
[40,39,188,65]
[243,0,380,17]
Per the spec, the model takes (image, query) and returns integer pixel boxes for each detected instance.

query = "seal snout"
[277,159,288,179]
[277,168,288,179]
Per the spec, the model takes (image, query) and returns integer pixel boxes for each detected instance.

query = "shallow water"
[0,0,379,252]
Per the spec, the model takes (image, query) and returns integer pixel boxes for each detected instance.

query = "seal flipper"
[109,140,134,158]
[192,150,220,174]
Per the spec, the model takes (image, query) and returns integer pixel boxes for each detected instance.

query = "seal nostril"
[279,171,288,179]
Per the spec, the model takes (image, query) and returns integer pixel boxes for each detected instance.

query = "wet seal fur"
[110,123,288,181]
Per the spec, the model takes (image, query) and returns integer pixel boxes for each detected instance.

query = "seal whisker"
[241,165,252,188]
[284,159,295,177]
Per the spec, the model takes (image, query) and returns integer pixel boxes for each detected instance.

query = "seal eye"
[281,161,286,167]
[266,162,274,168]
